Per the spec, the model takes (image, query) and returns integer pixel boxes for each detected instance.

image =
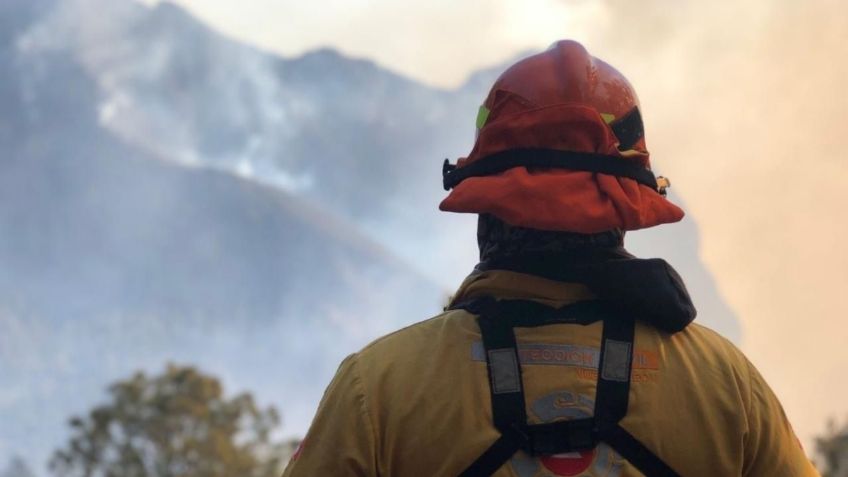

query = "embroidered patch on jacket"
[471,342,660,383]
[509,391,626,477]
[470,342,658,370]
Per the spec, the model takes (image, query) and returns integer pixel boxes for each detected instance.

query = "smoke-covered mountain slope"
[14,0,491,281]
[19,0,472,219]
[0,5,441,467]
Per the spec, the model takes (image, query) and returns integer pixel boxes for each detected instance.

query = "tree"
[0,456,35,477]
[50,364,285,477]
[817,417,848,477]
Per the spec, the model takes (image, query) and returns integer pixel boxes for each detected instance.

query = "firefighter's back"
[284,270,817,476]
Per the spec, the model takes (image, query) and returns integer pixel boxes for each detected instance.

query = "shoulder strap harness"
[450,297,682,477]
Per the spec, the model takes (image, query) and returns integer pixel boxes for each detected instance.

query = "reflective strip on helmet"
[476,105,491,130]
[600,113,616,124]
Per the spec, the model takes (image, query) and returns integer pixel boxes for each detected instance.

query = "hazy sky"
[138,0,602,88]
[141,0,848,453]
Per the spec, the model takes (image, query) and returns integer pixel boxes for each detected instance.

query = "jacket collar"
[449,269,595,310]
[450,250,696,334]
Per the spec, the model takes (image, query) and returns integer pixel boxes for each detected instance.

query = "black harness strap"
[477,310,527,431]
[460,428,526,477]
[594,303,634,428]
[603,425,682,477]
[442,148,658,192]
[454,298,682,477]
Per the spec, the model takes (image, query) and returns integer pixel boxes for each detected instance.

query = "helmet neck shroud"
[474,215,696,334]
[477,214,624,263]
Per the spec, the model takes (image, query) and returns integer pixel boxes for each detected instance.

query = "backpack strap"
[452,297,682,477]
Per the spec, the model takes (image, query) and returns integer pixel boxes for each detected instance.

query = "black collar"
[475,250,696,334]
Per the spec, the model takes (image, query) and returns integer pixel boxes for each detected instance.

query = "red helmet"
[440,40,684,233]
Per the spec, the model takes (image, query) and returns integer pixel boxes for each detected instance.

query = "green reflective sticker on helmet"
[600,113,616,124]
[475,105,491,129]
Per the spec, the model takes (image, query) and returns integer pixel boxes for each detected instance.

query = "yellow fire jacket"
[282,270,819,477]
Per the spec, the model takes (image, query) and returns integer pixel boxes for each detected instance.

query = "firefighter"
[282,40,819,477]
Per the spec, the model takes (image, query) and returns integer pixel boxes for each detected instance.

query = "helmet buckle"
[656,176,671,197]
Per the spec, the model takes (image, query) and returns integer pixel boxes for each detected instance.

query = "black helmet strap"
[442,148,667,196]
